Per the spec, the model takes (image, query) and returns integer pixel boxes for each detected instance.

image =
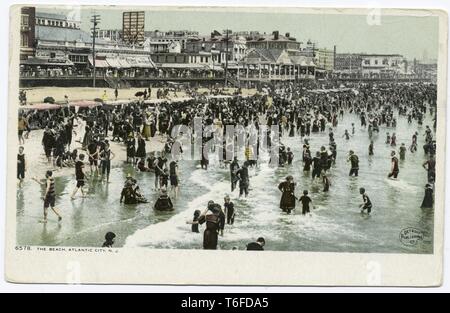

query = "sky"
[36,6,440,60]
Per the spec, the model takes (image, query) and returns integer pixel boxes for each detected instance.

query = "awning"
[88,56,110,68]
[106,57,122,68]
[118,58,131,68]
[158,63,210,70]
[21,57,74,67]
[129,56,155,68]
[208,65,224,71]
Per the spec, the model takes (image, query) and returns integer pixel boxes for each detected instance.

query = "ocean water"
[16,110,435,253]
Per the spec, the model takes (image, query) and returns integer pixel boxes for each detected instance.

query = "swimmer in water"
[368,140,374,156]
[223,195,236,225]
[399,143,406,161]
[71,154,87,200]
[359,187,372,214]
[298,190,313,216]
[388,151,399,179]
[186,210,201,233]
[311,151,322,181]
[286,147,294,165]
[322,174,331,192]
[32,170,62,223]
[278,175,296,214]
[17,146,26,187]
[343,129,350,140]
[347,150,359,177]
[102,232,116,248]
[391,133,397,146]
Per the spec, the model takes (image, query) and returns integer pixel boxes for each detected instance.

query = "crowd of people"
[17,80,437,250]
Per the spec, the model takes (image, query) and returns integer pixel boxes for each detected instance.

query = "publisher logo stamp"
[399,228,424,246]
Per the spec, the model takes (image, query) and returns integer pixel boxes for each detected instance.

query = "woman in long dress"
[142,112,151,140]
[278,175,296,214]
[421,183,434,209]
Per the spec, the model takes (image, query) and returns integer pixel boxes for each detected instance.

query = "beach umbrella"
[135,91,145,97]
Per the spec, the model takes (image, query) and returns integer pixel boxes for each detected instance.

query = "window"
[50,52,56,59]
[20,33,28,47]
[374,60,378,65]
[364,60,370,65]
[200,57,204,63]
[382,58,388,65]
[21,14,29,27]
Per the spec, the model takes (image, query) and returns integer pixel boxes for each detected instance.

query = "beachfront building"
[413,59,438,81]
[237,48,315,85]
[98,29,123,43]
[20,7,36,61]
[333,53,363,78]
[143,38,182,53]
[150,51,223,79]
[360,54,406,79]
[20,20,157,80]
[145,30,199,52]
[246,31,301,50]
[315,47,335,78]
[35,11,81,29]
[185,31,247,64]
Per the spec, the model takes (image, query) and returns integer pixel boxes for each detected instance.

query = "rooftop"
[36,11,77,21]
[36,25,102,43]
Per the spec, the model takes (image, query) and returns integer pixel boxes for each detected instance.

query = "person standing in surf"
[169,159,180,198]
[322,174,331,192]
[368,141,374,156]
[278,175,296,214]
[420,183,434,209]
[399,143,407,161]
[71,154,87,200]
[186,210,201,233]
[17,146,26,187]
[359,187,372,214]
[347,150,359,177]
[311,151,322,181]
[33,170,62,223]
[230,157,240,192]
[423,156,436,183]
[100,142,115,183]
[198,201,225,249]
[298,190,313,216]
[388,151,399,179]
[236,162,250,198]
[223,195,235,225]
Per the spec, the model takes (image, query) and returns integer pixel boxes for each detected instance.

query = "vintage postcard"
[4,5,447,286]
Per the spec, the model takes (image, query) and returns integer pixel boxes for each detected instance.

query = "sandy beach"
[21,86,258,104]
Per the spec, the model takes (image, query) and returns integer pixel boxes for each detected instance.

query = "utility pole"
[224,29,231,87]
[90,14,101,88]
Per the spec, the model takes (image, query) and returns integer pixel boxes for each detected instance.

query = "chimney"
[285,32,290,38]
[273,31,279,40]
